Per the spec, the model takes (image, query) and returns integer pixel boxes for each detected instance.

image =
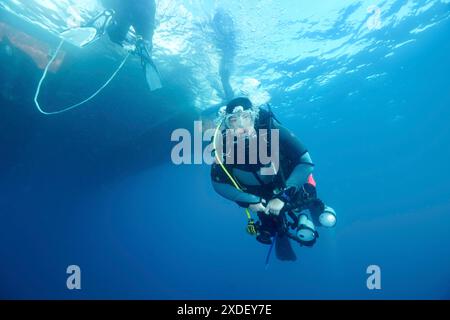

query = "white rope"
[34,39,130,115]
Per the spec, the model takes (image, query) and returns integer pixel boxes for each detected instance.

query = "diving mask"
[224,107,255,129]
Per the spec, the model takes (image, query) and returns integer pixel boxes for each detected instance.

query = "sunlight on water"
[0,0,449,110]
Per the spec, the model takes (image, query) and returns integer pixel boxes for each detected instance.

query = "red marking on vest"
[308,174,316,187]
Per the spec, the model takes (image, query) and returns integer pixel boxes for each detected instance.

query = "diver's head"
[213,9,235,36]
[225,97,253,114]
[217,97,259,138]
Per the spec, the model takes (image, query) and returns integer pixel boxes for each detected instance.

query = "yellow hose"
[213,123,252,221]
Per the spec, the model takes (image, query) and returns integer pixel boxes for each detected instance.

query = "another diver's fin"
[136,38,162,92]
[60,27,98,48]
[144,59,163,91]
[275,233,297,261]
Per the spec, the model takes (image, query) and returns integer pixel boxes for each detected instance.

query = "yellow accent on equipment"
[213,123,256,235]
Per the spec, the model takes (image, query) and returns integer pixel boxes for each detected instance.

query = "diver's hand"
[248,202,267,213]
[265,198,285,216]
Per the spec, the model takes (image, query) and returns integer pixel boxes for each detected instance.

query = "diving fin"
[135,37,162,92]
[275,233,297,261]
[144,59,162,91]
[60,27,98,48]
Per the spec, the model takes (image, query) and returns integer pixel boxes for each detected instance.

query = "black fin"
[275,233,297,261]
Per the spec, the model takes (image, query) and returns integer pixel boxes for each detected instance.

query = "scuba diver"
[212,9,237,102]
[101,0,162,91]
[211,97,337,261]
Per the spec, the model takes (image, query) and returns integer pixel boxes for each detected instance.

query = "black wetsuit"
[211,109,315,207]
[211,109,321,245]
[211,109,326,248]
[102,0,156,44]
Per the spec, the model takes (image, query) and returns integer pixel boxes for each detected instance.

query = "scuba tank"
[319,206,337,228]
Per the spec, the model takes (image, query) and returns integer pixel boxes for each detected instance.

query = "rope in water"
[34,38,130,115]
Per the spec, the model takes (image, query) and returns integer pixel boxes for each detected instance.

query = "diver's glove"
[263,187,299,216]
[247,202,266,213]
[265,198,286,216]
[275,186,298,208]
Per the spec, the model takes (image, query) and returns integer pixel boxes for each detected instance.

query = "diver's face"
[226,109,256,137]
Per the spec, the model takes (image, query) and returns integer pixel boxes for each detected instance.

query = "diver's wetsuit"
[211,110,320,244]
[211,110,315,207]
[102,0,156,45]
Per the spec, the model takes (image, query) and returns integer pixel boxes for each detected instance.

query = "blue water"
[1,0,450,299]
